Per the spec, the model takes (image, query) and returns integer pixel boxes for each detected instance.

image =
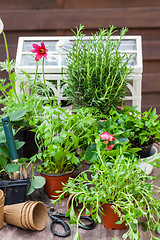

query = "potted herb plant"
[30,105,97,199]
[52,142,160,240]
[98,106,160,174]
[63,25,133,115]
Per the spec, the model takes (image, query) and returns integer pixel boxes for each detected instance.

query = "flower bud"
[0,18,4,34]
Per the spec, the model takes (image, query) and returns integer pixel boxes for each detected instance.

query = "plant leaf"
[8,110,27,122]
[5,163,19,172]
[0,155,7,167]
[31,176,46,189]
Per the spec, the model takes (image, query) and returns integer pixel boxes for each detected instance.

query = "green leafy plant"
[63,25,133,114]
[99,106,160,148]
[85,131,138,164]
[0,59,51,126]
[0,24,56,127]
[52,142,160,240]
[29,106,97,175]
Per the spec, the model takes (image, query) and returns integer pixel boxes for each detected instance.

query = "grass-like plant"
[64,25,133,114]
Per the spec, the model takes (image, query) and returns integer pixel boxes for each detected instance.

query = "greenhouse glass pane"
[119,40,136,50]
[23,40,58,52]
[21,54,59,66]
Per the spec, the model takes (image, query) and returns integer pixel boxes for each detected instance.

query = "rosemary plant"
[64,25,133,114]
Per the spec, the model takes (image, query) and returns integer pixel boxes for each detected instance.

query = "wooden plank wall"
[0,0,160,113]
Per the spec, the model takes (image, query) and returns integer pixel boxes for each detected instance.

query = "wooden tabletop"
[1,145,160,240]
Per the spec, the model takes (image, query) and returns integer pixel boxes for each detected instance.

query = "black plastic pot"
[137,145,152,158]
[0,178,29,205]
[15,128,38,158]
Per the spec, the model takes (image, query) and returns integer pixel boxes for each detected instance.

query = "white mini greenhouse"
[15,35,143,111]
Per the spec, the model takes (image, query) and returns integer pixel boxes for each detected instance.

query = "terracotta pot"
[101,203,127,230]
[67,193,92,217]
[40,171,73,199]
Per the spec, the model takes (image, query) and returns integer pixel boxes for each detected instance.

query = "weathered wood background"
[0,0,160,113]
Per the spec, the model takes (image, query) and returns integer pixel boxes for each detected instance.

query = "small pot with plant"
[98,106,160,174]
[30,106,97,199]
[63,25,133,116]
[0,112,29,205]
[52,141,160,240]
[0,112,46,203]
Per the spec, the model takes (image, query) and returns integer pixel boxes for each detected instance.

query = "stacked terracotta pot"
[0,190,4,229]
[4,201,47,231]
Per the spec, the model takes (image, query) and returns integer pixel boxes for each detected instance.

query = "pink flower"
[100,132,115,141]
[30,41,48,61]
[106,144,114,151]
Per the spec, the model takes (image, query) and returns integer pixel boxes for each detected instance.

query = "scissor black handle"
[50,216,71,237]
[78,216,96,230]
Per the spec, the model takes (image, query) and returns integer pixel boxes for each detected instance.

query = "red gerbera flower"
[30,41,48,61]
[100,132,115,141]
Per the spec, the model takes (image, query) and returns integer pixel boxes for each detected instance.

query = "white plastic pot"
[139,146,158,175]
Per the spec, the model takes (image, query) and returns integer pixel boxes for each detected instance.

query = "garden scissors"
[49,207,96,237]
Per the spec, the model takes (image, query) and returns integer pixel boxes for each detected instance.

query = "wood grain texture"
[1,0,160,9]
[0,0,56,10]
[64,0,160,8]
[0,146,160,240]
[1,7,160,31]
[142,73,160,93]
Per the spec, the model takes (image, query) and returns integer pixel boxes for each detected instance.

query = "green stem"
[42,57,51,103]
[42,57,46,90]
[31,163,35,178]
[31,61,39,95]
[2,31,10,76]
[2,31,20,103]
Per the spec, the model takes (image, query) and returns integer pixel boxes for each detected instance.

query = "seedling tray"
[0,178,29,205]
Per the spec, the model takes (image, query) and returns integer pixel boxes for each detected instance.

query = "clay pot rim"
[40,169,74,177]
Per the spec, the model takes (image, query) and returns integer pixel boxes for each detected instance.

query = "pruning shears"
[49,207,96,237]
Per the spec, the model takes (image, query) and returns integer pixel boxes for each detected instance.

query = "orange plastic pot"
[40,171,73,199]
[101,203,127,230]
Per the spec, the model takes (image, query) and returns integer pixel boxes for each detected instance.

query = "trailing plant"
[52,142,160,240]
[63,25,133,114]
[29,106,97,175]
